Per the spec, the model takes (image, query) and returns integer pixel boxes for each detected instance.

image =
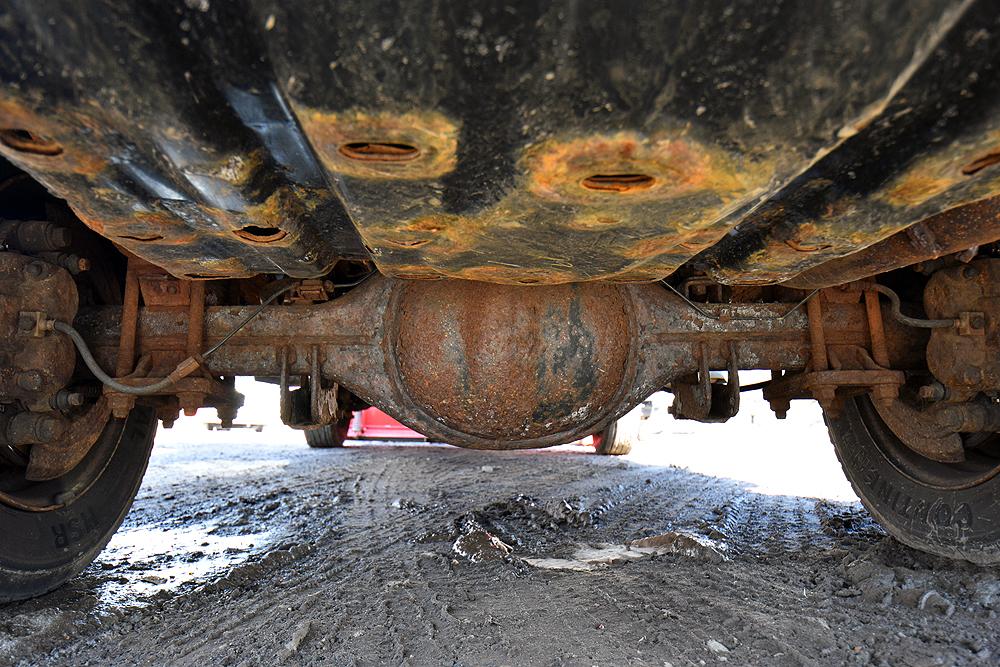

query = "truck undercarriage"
[4,0,1000,600]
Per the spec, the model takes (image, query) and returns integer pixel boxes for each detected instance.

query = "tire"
[593,408,641,456]
[827,396,1000,564]
[0,407,157,602]
[305,416,351,449]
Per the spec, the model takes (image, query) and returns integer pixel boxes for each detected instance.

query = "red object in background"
[346,407,596,445]
[347,408,428,441]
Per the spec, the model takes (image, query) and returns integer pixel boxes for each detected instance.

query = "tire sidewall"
[830,398,1000,563]
[0,408,157,601]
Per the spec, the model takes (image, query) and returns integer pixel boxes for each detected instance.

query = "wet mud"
[1,437,998,666]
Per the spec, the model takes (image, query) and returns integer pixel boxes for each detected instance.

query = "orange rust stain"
[350,131,778,285]
[294,107,459,180]
[521,131,770,205]
[433,265,582,286]
[620,234,687,260]
[962,150,1000,176]
[880,133,1000,208]
[0,97,108,178]
[884,173,957,208]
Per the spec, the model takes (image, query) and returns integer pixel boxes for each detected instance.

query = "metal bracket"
[279,346,338,429]
[670,342,740,423]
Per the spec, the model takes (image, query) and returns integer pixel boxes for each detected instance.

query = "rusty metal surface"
[25,397,112,481]
[0,253,77,410]
[783,196,1000,289]
[390,280,633,440]
[872,399,966,463]
[115,266,140,377]
[66,271,937,449]
[762,369,906,418]
[924,258,1000,399]
[697,2,1000,286]
[3,2,1000,285]
[73,276,898,449]
[669,342,741,423]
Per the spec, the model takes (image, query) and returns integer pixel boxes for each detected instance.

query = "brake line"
[660,281,819,321]
[54,273,378,396]
[51,280,298,396]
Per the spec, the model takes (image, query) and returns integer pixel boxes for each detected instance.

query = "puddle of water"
[93,521,270,606]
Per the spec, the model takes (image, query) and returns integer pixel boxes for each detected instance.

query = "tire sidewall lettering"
[863,469,973,538]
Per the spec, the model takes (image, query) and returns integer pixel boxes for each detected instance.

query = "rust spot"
[581,173,655,193]
[785,239,833,252]
[295,107,458,179]
[386,238,432,248]
[883,174,956,207]
[962,151,1000,176]
[0,128,62,156]
[621,234,683,260]
[117,234,164,242]
[522,132,769,205]
[339,142,420,162]
[0,97,107,177]
[394,280,631,440]
[401,218,444,233]
[234,225,288,243]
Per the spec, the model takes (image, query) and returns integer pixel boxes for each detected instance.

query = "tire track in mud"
[4,442,999,666]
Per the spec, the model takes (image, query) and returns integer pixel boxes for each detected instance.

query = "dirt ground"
[1,392,998,667]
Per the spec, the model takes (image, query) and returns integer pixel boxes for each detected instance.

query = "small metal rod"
[864,288,891,367]
[186,280,206,359]
[870,284,954,329]
[739,380,772,393]
[201,272,376,360]
[660,281,819,321]
[115,263,140,376]
[806,294,828,371]
[201,281,297,359]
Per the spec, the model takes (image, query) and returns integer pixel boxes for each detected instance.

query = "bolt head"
[963,265,980,279]
[918,385,936,400]
[960,367,982,385]
[23,261,45,278]
[34,415,61,441]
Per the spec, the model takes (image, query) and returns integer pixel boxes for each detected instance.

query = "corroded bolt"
[34,416,60,441]
[963,265,979,279]
[15,370,44,392]
[23,261,45,278]
[52,390,86,411]
[7,412,63,444]
[918,383,946,401]
[960,367,982,385]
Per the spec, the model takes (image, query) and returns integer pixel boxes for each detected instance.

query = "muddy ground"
[1,400,998,666]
